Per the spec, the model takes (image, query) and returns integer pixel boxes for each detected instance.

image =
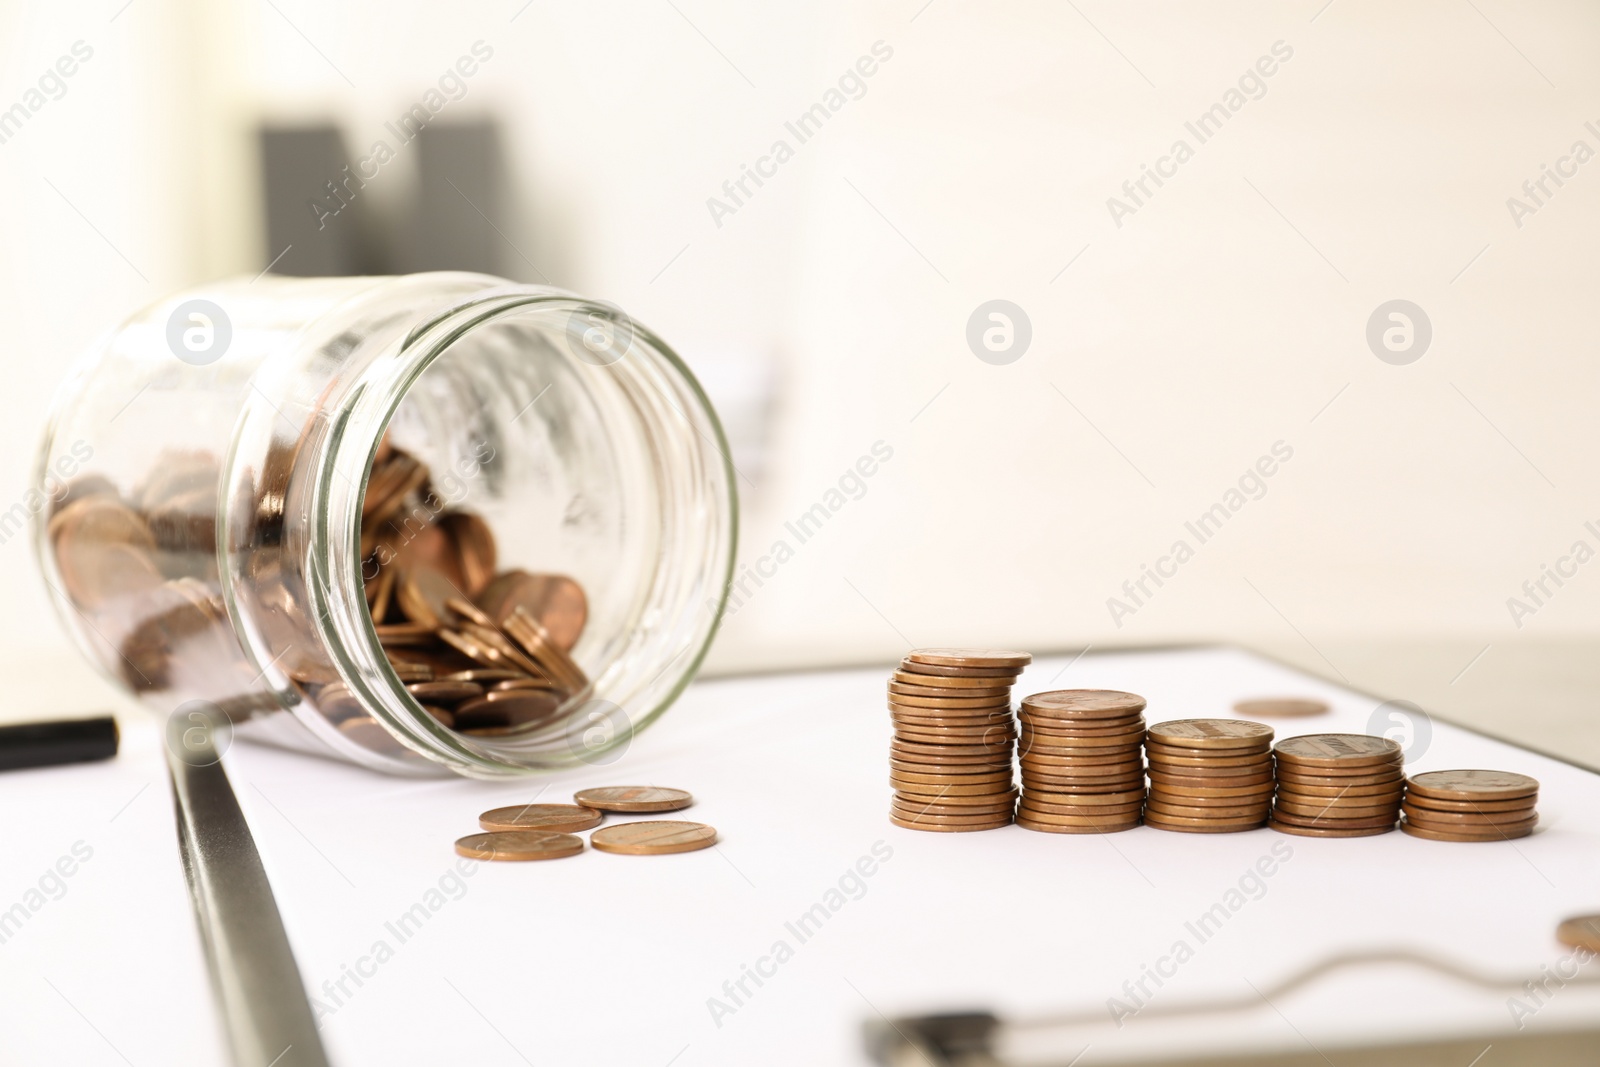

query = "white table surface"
[3,646,1597,1066]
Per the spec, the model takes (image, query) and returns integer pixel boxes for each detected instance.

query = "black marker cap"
[0,715,119,772]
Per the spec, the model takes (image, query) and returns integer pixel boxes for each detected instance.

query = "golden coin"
[1400,819,1535,842]
[1556,915,1600,953]
[455,830,585,861]
[892,670,1014,689]
[1144,813,1267,833]
[1022,788,1146,806]
[1147,720,1274,750]
[479,803,604,833]
[1404,770,1540,803]
[1233,697,1329,718]
[1269,820,1393,838]
[891,814,1012,833]
[1270,808,1397,830]
[1016,815,1140,834]
[1274,734,1402,768]
[1021,690,1147,719]
[590,820,718,855]
[1401,805,1537,828]
[906,648,1032,669]
[1402,792,1537,814]
[573,786,693,813]
[889,681,1011,699]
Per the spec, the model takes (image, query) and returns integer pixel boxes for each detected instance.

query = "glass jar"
[31,272,737,777]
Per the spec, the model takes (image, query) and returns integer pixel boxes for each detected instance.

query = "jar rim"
[303,278,739,776]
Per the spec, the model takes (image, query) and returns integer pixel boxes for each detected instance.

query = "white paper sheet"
[3,646,1597,1066]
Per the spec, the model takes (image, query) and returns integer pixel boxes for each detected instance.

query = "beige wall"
[3,1,1597,704]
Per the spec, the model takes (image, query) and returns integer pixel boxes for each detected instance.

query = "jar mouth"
[307,280,738,776]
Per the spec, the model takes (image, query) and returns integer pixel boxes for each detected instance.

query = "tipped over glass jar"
[31,273,737,777]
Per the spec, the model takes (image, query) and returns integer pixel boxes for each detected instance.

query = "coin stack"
[1144,720,1275,832]
[1014,690,1147,833]
[1269,734,1404,837]
[888,649,1030,833]
[1401,770,1539,842]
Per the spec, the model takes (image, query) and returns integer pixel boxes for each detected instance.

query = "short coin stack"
[1270,734,1404,837]
[1015,690,1147,834]
[1402,770,1539,842]
[888,649,1030,833]
[1144,720,1275,832]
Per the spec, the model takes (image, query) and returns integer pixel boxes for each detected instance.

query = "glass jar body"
[32,273,736,776]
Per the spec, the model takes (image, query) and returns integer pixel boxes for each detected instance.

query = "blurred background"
[2,0,1598,754]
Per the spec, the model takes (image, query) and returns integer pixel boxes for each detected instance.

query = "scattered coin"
[591,820,719,855]
[574,786,694,812]
[479,803,604,833]
[1556,915,1600,953]
[455,830,586,861]
[1233,697,1330,718]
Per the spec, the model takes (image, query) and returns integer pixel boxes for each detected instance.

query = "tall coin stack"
[888,649,1031,833]
[1015,690,1147,834]
[1270,734,1404,837]
[1144,720,1275,833]
[1401,770,1539,842]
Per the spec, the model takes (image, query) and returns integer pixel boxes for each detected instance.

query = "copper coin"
[1017,815,1140,834]
[1021,690,1147,719]
[441,668,525,684]
[421,705,455,728]
[1149,767,1275,785]
[894,730,1016,749]
[438,511,497,596]
[892,801,1016,819]
[590,820,717,855]
[1404,770,1540,802]
[1146,799,1271,821]
[455,830,585,861]
[1144,813,1267,833]
[1270,820,1394,838]
[1401,805,1537,828]
[894,739,1012,758]
[1556,915,1600,953]
[1147,750,1273,770]
[892,779,1017,798]
[1023,788,1146,806]
[898,659,1020,679]
[387,661,433,683]
[892,714,1013,732]
[1023,729,1147,749]
[573,786,693,813]
[1271,809,1397,830]
[1402,792,1538,814]
[893,719,1016,736]
[890,806,1015,825]
[889,681,1012,699]
[1026,778,1146,795]
[1275,768,1404,788]
[493,677,561,693]
[1020,723,1146,742]
[1020,763,1142,781]
[1146,738,1272,758]
[888,693,1013,710]
[454,688,564,730]
[396,566,463,630]
[890,757,1012,775]
[1014,806,1145,826]
[891,767,1014,786]
[1018,744,1142,763]
[893,787,1018,806]
[479,803,604,833]
[475,570,588,653]
[1022,797,1144,817]
[1150,780,1276,800]
[405,680,484,705]
[892,670,1014,689]
[1147,720,1274,750]
[891,814,1013,833]
[1234,697,1329,718]
[1400,819,1535,842]
[1274,734,1402,768]
[1147,762,1272,779]
[1272,779,1405,799]
[1274,797,1400,820]
[906,648,1032,669]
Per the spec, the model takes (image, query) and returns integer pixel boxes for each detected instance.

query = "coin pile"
[455,786,714,861]
[888,649,1029,833]
[344,441,592,740]
[1270,734,1404,837]
[1401,770,1539,842]
[1144,720,1275,833]
[1015,690,1147,834]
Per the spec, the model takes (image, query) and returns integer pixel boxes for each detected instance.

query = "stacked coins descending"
[1015,690,1147,834]
[888,649,1030,833]
[1270,734,1404,837]
[1144,720,1275,833]
[1402,770,1540,842]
